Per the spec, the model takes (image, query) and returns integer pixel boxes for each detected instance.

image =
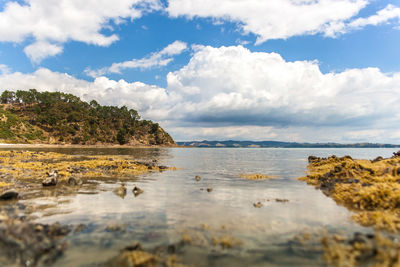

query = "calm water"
[4,147,398,266]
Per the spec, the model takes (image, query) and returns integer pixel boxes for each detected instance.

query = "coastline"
[0,143,179,149]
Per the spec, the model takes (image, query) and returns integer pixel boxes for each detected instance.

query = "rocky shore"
[0,150,177,266]
[300,152,400,266]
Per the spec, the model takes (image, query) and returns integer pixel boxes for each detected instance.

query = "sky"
[0,0,400,143]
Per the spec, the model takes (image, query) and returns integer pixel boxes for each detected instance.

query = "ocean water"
[7,147,399,266]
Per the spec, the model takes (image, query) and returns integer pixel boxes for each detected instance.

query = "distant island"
[0,89,175,146]
[178,140,400,148]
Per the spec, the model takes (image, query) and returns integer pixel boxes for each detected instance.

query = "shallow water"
[2,147,398,266]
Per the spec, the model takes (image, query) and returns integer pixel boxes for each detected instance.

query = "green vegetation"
[0,89,175,145]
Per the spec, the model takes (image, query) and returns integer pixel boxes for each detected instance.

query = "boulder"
[42,170,58,186]
[0,190,18,201]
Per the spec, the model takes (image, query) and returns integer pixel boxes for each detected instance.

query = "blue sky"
[1,0,400,142]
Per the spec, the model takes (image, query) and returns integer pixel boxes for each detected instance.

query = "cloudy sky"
[0,0,400,143]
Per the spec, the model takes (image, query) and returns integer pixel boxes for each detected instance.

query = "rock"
[206,188,213,193]
[116,247,156,267]
[371,156,384,163]
[253,202,263,208]
[275,198,289,203]
[0,218,71,266]
[133,186,144,197]
[308,156,319,163]
[42,169,58,186]
[73,224,86,233]
[0,190,18,201]
[195,175,201,181]
[159,165,168,170]
[68,176,82,186]
[113,185,127,199]
[106,223,126,232]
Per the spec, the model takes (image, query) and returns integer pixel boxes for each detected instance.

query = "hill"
[0,89,175,146]
[177,140,400,148]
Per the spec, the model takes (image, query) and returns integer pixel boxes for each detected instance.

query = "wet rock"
[0,191,18,201]
[42,169,58,186]
[115,247,156,267]
[253,202,263,208]
[0,218,71,266]
[275,198,289,203]
[73,224,86,233]
[113,185,127,199]
[132,186,144,197]
[195,175,201,181]
[371,156,384,163]
[106,223,126,232]
[68,176,82,186]
[308,156,320,163]
[206,188,213,193]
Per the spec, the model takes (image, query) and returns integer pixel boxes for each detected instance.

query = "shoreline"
[0,143,179,149]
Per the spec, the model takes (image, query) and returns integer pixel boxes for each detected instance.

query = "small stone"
[206,188,213,192]
[42,169,58,186]
[68,176,82,186]
[106,223,126,232]
[195,175,201,181]
[113,185,127,199]
[275,198,289,203]
[0,190,19,201]
[253,202,263,208]
[133,186,144,197]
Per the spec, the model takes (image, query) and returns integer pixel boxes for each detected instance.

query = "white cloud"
[0,0,161,62]
[2,45,400,143]
[164,45,400,141]
[85,40,187,77]
[23,41,63,63]
[167,0,368,43]
[350,4,400,28]
[324,4,400,36]
[0,64,11,74]
[0,68,170,120]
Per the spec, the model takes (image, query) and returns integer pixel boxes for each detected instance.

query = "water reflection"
[6,147,399,266]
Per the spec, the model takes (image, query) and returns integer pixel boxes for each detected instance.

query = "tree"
[117,128,127,145]
[1,90,15,104]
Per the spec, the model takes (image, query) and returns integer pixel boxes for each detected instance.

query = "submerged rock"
[68,176,82,186]
[195,175,201,181]
[206,188,213,193]
[253,202,263,208]
[0,218,71,266]
[0,191,18,201]
[113,185,127,199]
[132,186,144,197]
[42,169,58,186]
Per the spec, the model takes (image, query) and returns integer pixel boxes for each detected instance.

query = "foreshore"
[0,143,179,148]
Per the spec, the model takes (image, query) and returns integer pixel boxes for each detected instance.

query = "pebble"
[133,186,144,197]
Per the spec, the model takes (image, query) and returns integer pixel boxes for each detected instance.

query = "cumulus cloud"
[0,0,161,62]
[23,42,63,63]
[85,40,187,77]
[0,68,170,120]
[167,0,368,43]
[2,45,400,142]
[166,45,400,129]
